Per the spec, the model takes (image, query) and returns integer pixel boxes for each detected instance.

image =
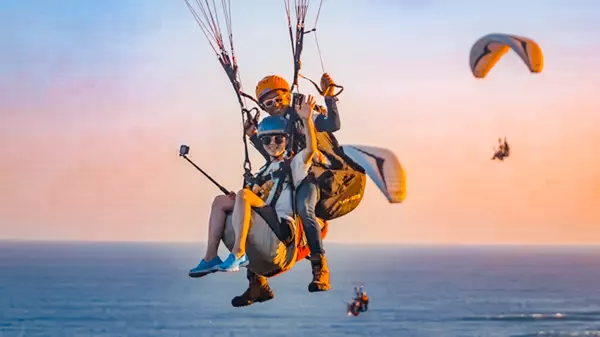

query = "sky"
[1,0,599,244]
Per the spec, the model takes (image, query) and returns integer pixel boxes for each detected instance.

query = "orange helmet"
[255,75,290,102]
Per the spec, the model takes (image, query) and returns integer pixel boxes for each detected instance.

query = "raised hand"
[296,94,316,120]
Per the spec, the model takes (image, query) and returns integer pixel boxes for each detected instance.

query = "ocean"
[1,242,600,337]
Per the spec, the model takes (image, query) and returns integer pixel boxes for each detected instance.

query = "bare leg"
[231,188,264,257]
[189,193,236,278]
[204,194,235,261]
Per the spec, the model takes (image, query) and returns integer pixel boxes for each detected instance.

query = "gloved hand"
[320,73,336,97]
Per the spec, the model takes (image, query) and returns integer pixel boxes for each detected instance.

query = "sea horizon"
[3,239,600,336]
[2,239,600,247]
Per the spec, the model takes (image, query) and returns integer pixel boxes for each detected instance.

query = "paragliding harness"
[247,156,325,279]
[311,148,366,221]
[247,161,297,248]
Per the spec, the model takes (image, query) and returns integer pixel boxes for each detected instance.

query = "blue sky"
[1,0,599,243]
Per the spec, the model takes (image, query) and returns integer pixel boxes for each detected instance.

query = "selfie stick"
[179,145,231,195]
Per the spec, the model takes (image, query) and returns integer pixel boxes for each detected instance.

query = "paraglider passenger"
[219,96,318,271]
[189,95,320,305]
[243,75,293,161]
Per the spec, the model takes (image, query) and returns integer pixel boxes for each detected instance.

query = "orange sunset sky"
[1,0,599,244]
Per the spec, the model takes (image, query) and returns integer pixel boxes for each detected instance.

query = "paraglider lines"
[284,0,310,92]
[183,0,264,186]
[284,0,344,97]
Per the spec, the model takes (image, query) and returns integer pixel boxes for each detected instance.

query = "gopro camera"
[292,92,305,106]
[179,144,190,156]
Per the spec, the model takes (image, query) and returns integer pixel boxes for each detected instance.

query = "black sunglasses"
[260,135,286,145]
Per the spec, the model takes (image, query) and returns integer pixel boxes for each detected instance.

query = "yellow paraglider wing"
[469,33,544,78]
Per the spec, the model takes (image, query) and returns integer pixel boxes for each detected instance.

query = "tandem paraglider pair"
[179,0,407,308]
[182,79,405,307]
[347,285,369,317]
[491,137,510,161]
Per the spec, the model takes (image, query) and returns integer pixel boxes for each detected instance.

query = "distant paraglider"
[347,285,369,317]
[491,137,510,161]
[469,33,540,162]
[469,33,544,78]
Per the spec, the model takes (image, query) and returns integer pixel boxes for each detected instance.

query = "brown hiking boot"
[308,254,331,292]
[231,269,275,307]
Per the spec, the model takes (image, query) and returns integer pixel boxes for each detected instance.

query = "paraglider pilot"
[491,137,510,161]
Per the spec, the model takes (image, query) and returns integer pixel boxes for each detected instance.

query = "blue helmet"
[257,116,289,137]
